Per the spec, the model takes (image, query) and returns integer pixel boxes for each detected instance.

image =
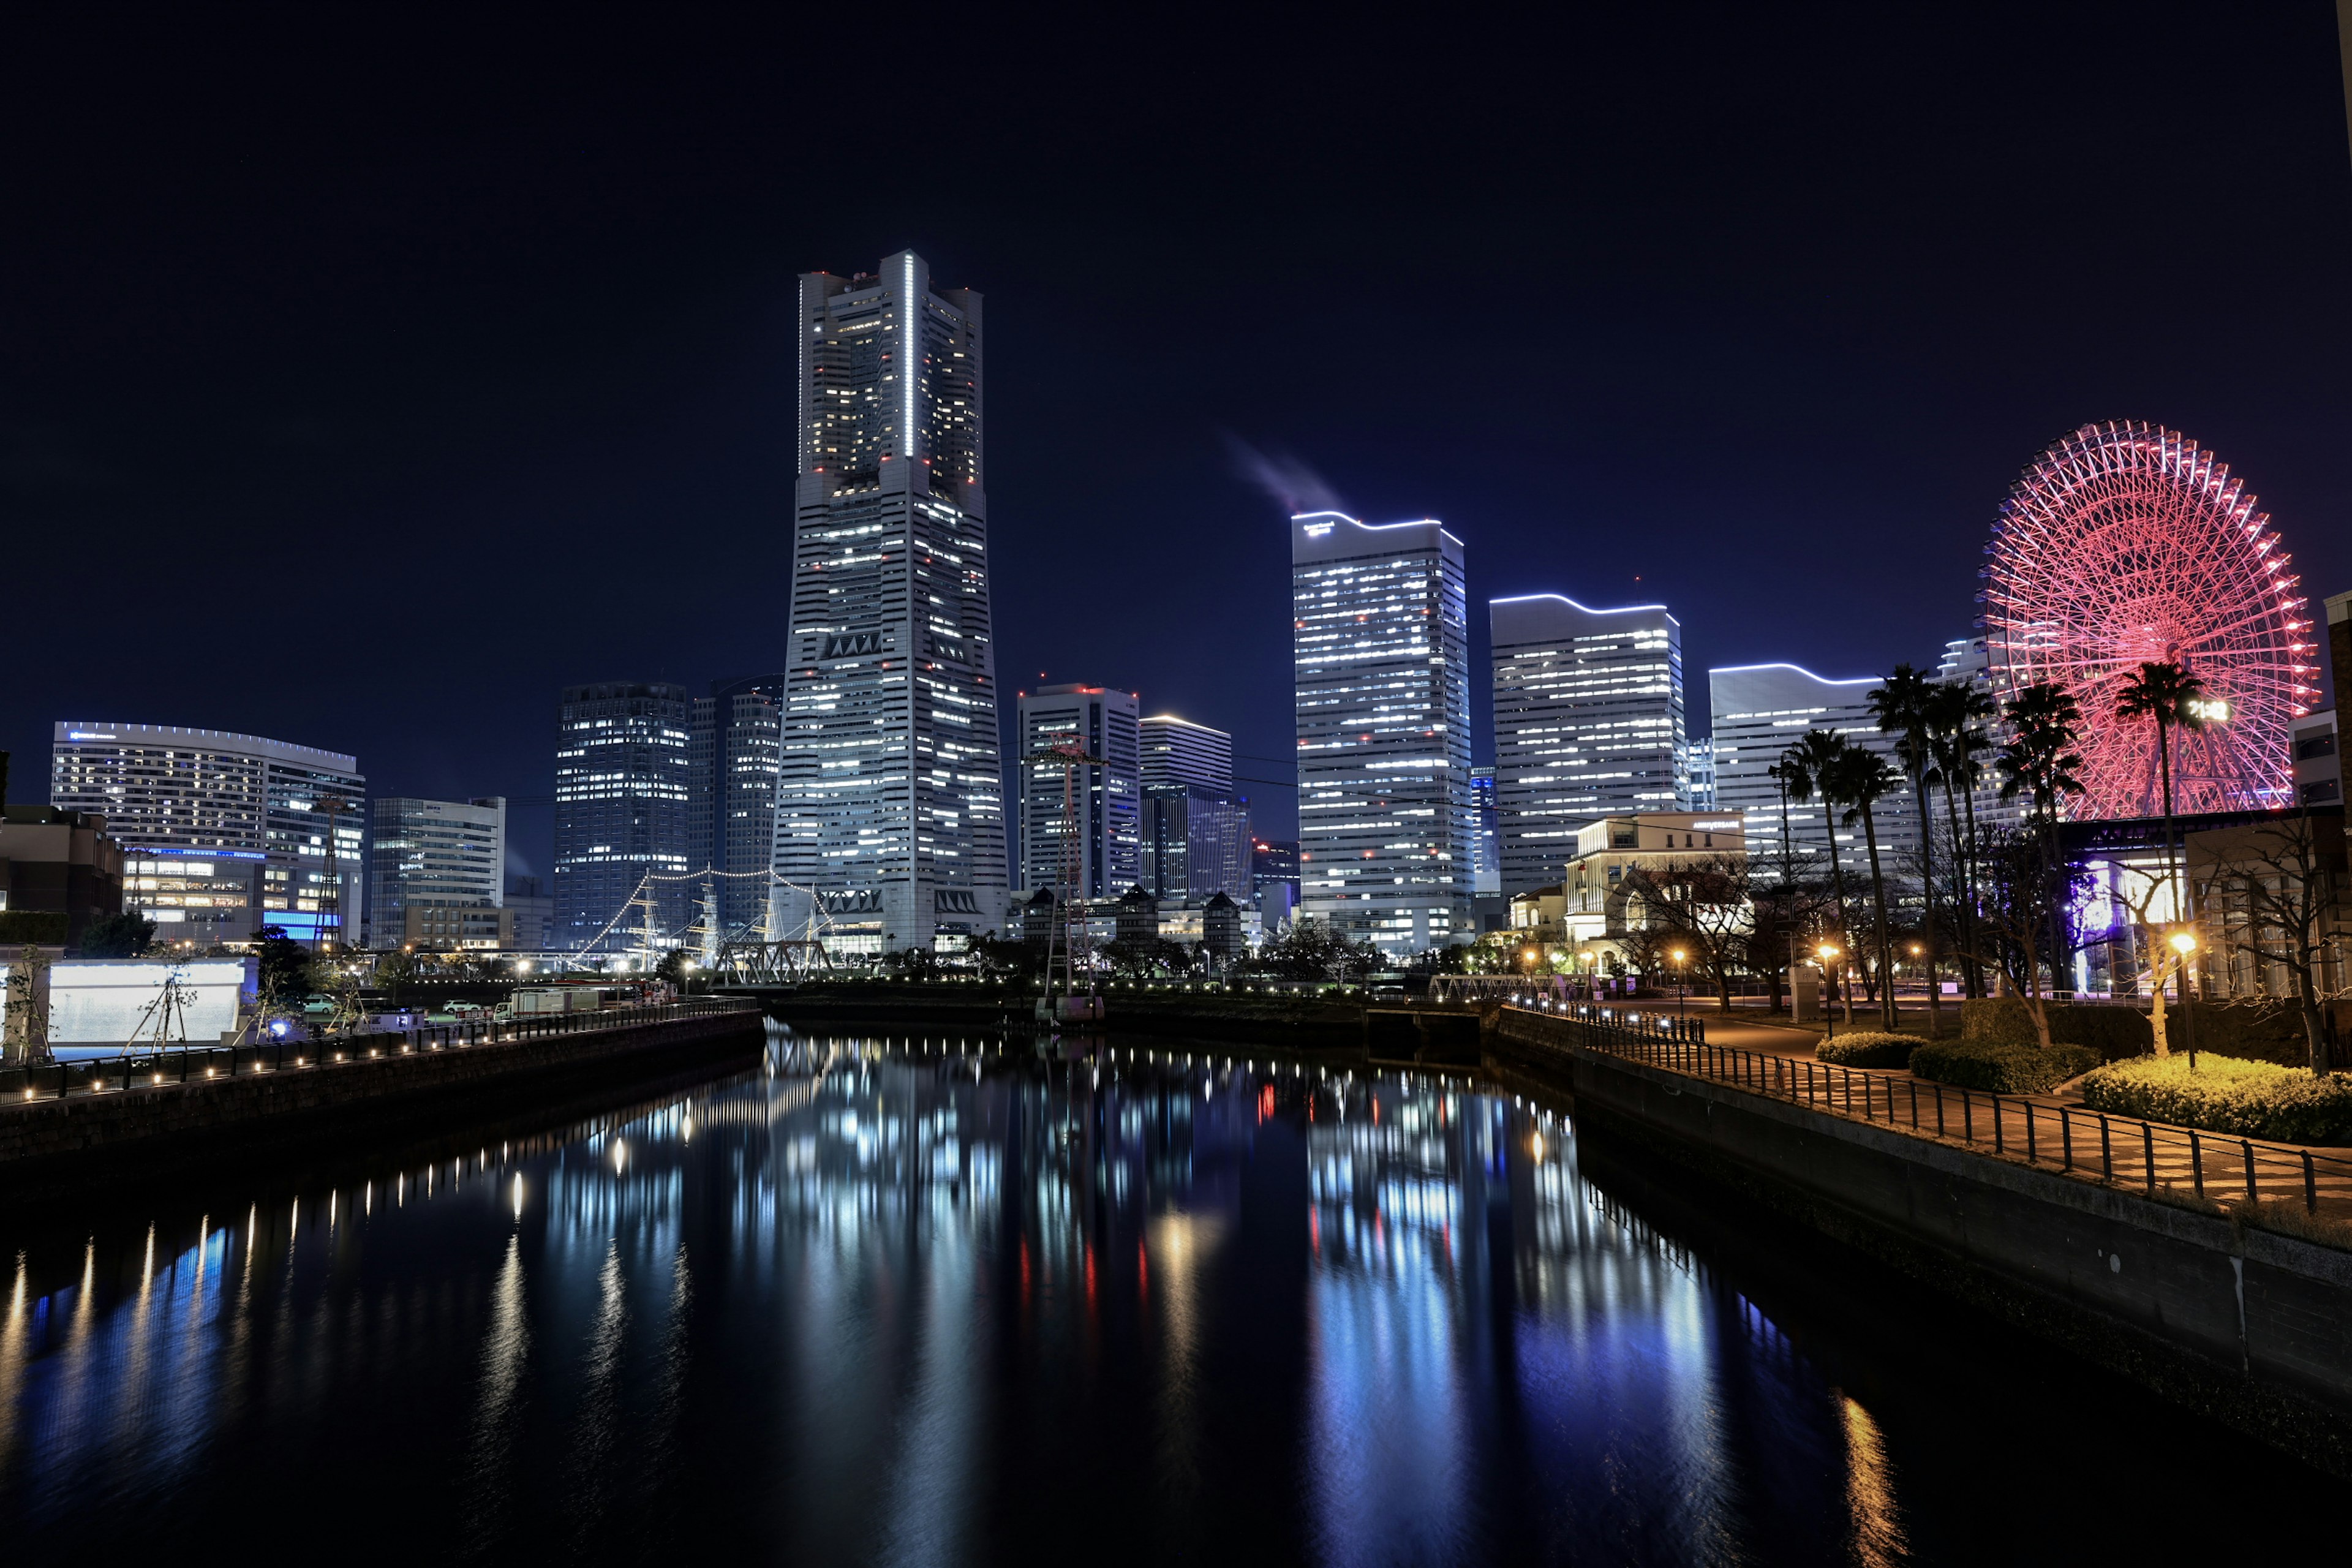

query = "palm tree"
[1924,680,1995,998]
[1779,731,1856,1023]
[1822,744,1905,1031]
[2115,659,2210,922]
[1870,664,1943,1036]
[1996,681,2087,1004]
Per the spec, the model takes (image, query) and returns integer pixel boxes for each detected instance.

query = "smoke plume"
[1224,435,1347,517]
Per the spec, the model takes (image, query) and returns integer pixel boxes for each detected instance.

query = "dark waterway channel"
[0,1023,2335,1563]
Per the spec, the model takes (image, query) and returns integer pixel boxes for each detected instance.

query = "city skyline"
[6,8,2348,891]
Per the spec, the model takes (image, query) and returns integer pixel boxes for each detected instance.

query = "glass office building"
[367,796,506,949]
[1015,684,1140,900]
[1490,594,1686,896]
[772,251,1008,952]
[50,721,364,948]
[554,682,693,950]
[1291,512,1471,957]
[689,676,786,941]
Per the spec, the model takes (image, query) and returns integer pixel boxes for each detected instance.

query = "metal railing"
[1506,1005,2349,1219]
[0,999,758,1109]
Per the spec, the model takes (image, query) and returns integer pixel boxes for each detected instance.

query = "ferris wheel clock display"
[1981,421,2321,820]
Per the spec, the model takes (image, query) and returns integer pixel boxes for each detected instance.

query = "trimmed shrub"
[1814,1031,1916,1069]
[2077,1054,2352,1144]
[1910,1039,2101,1094]
[1959,997,2150,1060]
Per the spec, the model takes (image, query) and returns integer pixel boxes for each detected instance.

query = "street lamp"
[1670,946,1688,1019]
[1819,943,1841,1039]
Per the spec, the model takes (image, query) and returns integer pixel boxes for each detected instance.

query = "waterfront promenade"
[0,999,764,1183]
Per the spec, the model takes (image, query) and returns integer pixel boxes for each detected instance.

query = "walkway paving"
[1532,1009,2352,1224]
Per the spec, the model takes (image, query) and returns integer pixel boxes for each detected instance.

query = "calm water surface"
[0,1025,2334,1563]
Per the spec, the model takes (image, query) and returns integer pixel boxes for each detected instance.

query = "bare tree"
[1621,853,1753,1009]
[1972,824,2090,1049]
[2197,814,2349,1073]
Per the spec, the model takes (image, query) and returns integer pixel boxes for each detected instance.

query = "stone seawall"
[1491,1008,2352,1473]
[0,1008,764,1186]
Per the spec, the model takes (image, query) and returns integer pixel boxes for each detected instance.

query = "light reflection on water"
[0,1025,2315,1561]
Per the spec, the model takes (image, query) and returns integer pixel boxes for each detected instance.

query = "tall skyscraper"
[1015,684,1140,900]
[772,251,1007,954]
[1292,511,1471,956]
[366,796,506,949]
[1490,594,1686,895]
[554,682,692,950]
[1707,663,1915,877]
[51,721,364,948]
[1139,715,1234,793]
[689,674,785,940]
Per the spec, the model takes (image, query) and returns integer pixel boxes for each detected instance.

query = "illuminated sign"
[821,631,887,659]
[67,732,117,741]
[1303,523,1333,537]
[2187,699,2231,723]
[1691,819,1743,831]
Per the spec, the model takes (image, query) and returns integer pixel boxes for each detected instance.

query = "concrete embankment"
[0,1006,764,1197]
[1489,1006,2352,1474]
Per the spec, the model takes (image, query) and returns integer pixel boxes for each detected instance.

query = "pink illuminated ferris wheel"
[1981,421,2320,820]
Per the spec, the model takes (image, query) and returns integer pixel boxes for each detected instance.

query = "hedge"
[1909,1039,2101,1094]
[0,911,68,944]
[1814,1031,1917,1069]
[2076,1055,2352,1144]
[1959,998,2150,1060]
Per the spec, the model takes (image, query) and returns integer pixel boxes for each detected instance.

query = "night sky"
[7,6,2348,867]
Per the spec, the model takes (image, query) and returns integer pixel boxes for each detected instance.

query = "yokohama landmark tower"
[771,251,1008,954]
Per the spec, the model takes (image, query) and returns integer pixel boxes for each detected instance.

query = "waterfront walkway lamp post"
[1671,947,1688,1019]
[1819,943,1841,1039]
[2173,926,2192,1072]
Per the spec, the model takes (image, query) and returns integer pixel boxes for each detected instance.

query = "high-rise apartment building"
[554,682,693,950]
[1707,664,1915,878]
[50,722,364,948]
[771,251,1007,953]
[1490,594,1686,896]
[1292,512,1472,956]
[1140,715,1234,793]
[1016,684,1140,900]
[689,675,785,941]
[367,796,506,949]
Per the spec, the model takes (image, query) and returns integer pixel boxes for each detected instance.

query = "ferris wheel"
[1981,421,2321,820]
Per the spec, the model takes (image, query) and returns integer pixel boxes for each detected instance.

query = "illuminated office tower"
[771,251,1007,954]
[1016,684,1140,900]
[50,721,365,948]
[1490,594,1686,895]
[1292,511,1471,957]
[688,674,786,939]
[1707,663,1915,878]
[554,682,693,950]
[1140,715,1234,793]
